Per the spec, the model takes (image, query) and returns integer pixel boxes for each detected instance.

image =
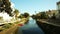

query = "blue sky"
[11,0,60,15]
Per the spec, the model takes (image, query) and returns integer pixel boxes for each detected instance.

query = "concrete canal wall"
[36,20,60,34]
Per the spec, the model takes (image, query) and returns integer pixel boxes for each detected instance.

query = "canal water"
[17,17,44,34]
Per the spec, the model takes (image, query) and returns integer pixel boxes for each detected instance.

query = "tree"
[49,10,51,12]
[13,9,20,17]
[18,14,24,18]
[14,9,19,14]
[31,15,36,19]
[51,13,56,19]
[40,12,48,19]
[23,12,29,18]
[0,0,12,16]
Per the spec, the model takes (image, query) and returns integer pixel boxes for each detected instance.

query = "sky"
[11,0,60,15]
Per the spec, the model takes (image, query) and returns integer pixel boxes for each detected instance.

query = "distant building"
[56,1,60,19]
[57,1,60,13]
[46,10,58,18]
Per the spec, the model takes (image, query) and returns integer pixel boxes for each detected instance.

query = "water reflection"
[17,17,44,34]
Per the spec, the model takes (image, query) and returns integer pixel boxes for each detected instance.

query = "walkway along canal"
[17,17,44,34]
[36,19,60,34]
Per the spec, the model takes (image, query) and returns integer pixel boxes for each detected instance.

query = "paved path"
[37,19,60,26]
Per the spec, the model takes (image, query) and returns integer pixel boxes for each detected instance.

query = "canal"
[17,17,44,34]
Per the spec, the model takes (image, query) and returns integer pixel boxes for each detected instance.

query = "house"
[56,1,60,19]
[57,1,60,12]
[45,10,58,18]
